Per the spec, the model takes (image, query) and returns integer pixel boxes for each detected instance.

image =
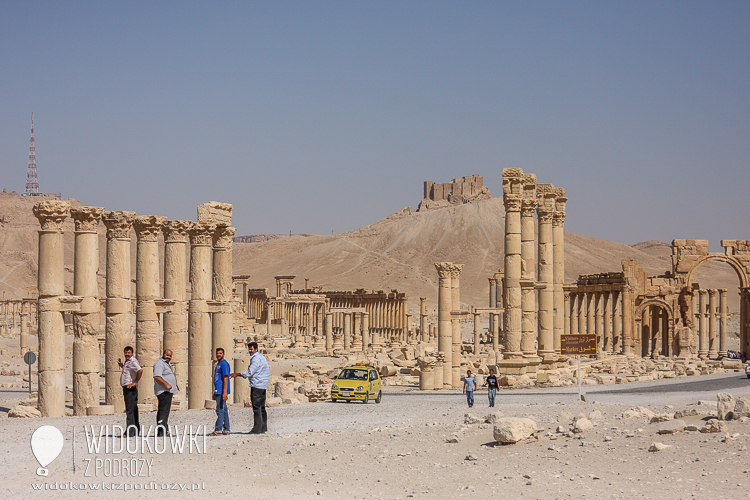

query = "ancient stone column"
[420,297,427,342]
[134,215,166,405]
[450,264,463,388]
[20,302,29,351]
[622,287,633,357]
[536,185,554,357]
[492,313,500,352]
[34,200,70,417]
[352,312,362,350]
[552,189,567,353]
[719,289,728,357]
[233,357,250,405]
[520,175,537,357]
[325,311,333,351]
[698,289,708,358]
[577,292,594,334]
[586,292,595,336]
[488,278,496,334]
[563,292,571,336]
[613,291,622,354]
[343,312,351,353]
[708,289,718,358]
[435,262,453,386]
[71,206,105,415]
[103,211,135,413]
[212,226,235,394]
[362,312,370,351]
[502,168,524,358]
[473,312,481,354]
[162,220,190,410]
[650,306,660,358]
[188,222,215,409]
[595,291,604,356]
[603,291,612,354]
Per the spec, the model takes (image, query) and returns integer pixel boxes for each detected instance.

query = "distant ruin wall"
[418,175,491,212]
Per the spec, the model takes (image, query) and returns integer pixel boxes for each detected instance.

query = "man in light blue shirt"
[231,342,270,434]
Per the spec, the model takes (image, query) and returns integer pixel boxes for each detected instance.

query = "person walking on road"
[484,368,499,407]
[463,369,476,408]
[231,342,270,434]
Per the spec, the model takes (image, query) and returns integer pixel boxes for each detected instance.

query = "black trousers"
[156,392,173,436]
[250,388,267,433]
[122,386,140,436]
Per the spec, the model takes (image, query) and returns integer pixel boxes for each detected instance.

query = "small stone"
[657,419,686,435]
[574,418,593,433]
[604,436,612,442]
[649,442,672,452]
[465,454,478,461]
[446,434,460,443]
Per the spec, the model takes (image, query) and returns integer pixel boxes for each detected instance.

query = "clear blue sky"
[1,1,748,247]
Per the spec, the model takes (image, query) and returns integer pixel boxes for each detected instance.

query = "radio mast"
[25,112,39,195]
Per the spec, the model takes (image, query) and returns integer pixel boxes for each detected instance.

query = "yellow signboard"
[561,334,597,355]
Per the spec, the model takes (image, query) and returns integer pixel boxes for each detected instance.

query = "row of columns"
[693,288,729,358]
[568,289,625,355]
[434,262,463,389]
[501,169,567,360]
[33,200,234,417]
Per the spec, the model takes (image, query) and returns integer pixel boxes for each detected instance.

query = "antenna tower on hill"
[24,112,39,196]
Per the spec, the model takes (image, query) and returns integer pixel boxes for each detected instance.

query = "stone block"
[657,419,686,434]
[650,413,675,423]
[87,405,115,416]
[574,418,593,433]
[733,397,750,419]
[9,405,41,418]
[493,417,538,444]
[622,407,655,419]
[717,392,735,420]
[197,202,232,226]
[700,419,728,433]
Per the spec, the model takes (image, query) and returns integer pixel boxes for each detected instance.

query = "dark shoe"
[248,429,262,435]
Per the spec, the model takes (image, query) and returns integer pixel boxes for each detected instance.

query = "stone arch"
[634,298,674,358]
[684,254,749,290]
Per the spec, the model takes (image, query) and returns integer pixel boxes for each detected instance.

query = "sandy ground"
[3,364,750,499]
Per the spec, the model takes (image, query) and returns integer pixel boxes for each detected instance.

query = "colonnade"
[692,288,729,358]
[567,288,625,355]
[33,199,235,418]
[0,300,38,349]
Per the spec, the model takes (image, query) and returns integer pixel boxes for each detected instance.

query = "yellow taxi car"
[331,364,382,403]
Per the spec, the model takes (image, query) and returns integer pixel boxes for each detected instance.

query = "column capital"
[188,221,216,246]
[33,200,70,230]
[719,288,728,295]
[70,206,105,232]
[449,264,463,279]
[134,215,167,242]
[488,277,497,285]
[103,211,136,239]
[213,226,236,249]
[162,220,191,243]
[434,262,454,279]
[552,211,567,227]
[708,289,718,297]
[493,271,504,279]
[698,288,708,296]
[521,198,538,217]
[503,196,522,212]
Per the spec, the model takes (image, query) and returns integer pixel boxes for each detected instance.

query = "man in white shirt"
[231,342,270,434]
[153,349,178,437]
[118,346,142,437]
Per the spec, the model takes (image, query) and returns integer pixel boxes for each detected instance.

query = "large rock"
[657,419,686,434]
[622,406,655,419]
[305,385,331,403]
[493,417,538,444]
[274,380,297,400]
[573,418,593,433]
[650,413,675,423]
[717,392,735,420]
[700,419,728,433]
[8,405,41,418]
[733,397,750,419]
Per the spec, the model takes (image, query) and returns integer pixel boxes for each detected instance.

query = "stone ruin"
[417,175,491,212]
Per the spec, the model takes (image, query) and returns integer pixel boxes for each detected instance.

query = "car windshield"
[338,369,368,380]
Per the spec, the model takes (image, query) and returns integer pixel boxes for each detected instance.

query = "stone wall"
[418,175,491,212]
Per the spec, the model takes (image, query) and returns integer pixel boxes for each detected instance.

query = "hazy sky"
[1,1,748,248]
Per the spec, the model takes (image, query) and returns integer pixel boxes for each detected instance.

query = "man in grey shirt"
[153,349,178,437]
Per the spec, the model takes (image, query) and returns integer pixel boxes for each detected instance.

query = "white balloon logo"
[31,425,64,476]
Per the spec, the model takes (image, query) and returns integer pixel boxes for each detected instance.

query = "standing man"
[462,369,476,408]
[153,349,178,437]
[231,342,270,434]
[118,346,142,437]
[210,347,231,436]
[484,368,499,408]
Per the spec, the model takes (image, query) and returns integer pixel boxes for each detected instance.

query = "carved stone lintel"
[134,215,167,242]
[33,200,70,230]
[103,211,136,239]
[213,226,236,249]
[434,262,454,280]
[188,221,216,246]
[162,220,191,243]
[70,206,105,232]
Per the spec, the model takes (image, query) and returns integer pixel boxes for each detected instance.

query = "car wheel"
[332,398,337,403]
[375,391,382,404]
[346,399,351,403]
[364,393,369,404]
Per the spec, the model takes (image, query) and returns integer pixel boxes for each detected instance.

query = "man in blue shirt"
[463,369,476,408]
[231,342,270,434]
[209,347,230,436]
